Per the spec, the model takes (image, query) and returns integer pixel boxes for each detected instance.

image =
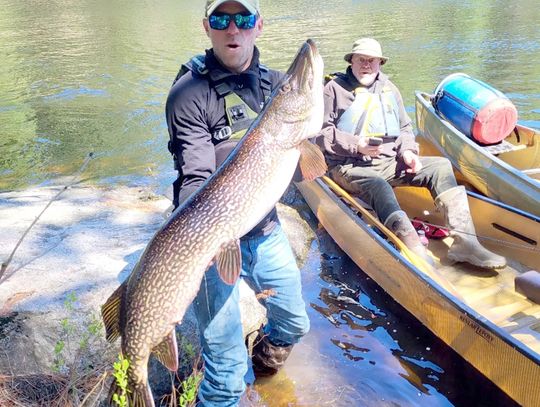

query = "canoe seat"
[482,139,526,155]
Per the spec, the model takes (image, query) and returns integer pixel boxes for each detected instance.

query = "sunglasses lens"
[234,14,257,29]
[209,14,230,30]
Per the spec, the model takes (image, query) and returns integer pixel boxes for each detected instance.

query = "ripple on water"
[42,87,108,101]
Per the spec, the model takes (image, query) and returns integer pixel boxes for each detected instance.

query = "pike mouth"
[285,39,322,93]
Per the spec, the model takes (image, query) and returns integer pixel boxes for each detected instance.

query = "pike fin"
[299,141,328,181]
[101,282,125,342]
[215,239,242,285]
[152,330,179,372]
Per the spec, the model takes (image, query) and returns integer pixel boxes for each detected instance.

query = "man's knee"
[423,156,453,174]
[438,157,454,176]
[266,305,310,345]
[330,165,389,194]
[366,175,392,191]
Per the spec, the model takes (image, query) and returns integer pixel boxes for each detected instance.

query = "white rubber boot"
[384,210,434,266]
[435,186,506,269]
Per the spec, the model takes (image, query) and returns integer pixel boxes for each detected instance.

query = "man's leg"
[193,265,246,407]
[390,156,457,196]
[329,159,431,261]
[329,160,401,223]
[242,225,310,376]
[395,156,505,268]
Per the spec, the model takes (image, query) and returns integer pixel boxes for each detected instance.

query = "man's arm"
[166,78,216,205]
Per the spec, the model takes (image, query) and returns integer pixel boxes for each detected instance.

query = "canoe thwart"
[515,270,540,304]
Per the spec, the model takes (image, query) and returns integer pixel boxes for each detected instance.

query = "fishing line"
[412,219,539,253]
[0,153,95,282]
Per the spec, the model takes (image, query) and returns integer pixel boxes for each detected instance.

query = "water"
[267,239,517,406]
[1,0,537,405]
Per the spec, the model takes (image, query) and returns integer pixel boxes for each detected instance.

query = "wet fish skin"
[101,39,325,407]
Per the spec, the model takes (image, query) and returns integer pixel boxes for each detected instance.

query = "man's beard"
[359,73,377,86]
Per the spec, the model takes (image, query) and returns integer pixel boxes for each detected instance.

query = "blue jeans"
[193,224,310,406]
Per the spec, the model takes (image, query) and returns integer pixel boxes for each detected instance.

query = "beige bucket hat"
[344,38,388,65]
[205,0,260,16]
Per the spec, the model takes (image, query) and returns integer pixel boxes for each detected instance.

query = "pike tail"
[109,378,155,407]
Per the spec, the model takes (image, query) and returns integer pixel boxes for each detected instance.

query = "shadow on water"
[250,231,518,407]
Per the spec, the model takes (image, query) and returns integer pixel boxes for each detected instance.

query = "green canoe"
[415,91,540,217]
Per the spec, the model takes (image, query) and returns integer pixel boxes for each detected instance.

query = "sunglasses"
[208,12,257,30]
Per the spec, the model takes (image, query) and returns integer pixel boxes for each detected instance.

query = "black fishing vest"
[168,55,273,165]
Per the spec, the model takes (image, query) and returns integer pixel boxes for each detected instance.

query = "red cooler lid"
[472,98,518,144]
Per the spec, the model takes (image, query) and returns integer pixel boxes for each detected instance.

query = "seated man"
[315,37,505,269]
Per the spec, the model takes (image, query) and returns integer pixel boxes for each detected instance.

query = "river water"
[1,0,538,405]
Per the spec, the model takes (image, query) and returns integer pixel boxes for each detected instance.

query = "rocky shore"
[0,181,316,405]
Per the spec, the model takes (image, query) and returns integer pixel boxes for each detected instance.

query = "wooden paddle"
[321,175,461,298]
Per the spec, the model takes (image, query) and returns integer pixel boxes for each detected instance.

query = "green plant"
[52,340,66,373]
[181,338,196,361]
[52,294,76,373]
[52,292,105,374]
[112,353,130,407]
[49,291,109,406]
[178,371,203,407]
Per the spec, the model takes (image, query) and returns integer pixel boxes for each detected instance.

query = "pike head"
[259,39,324,149]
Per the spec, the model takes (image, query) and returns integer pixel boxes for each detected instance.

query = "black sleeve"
[269,69,285,92]
[166,75,216,205]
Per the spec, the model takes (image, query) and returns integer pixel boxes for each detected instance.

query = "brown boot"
[251,328,293,377]
[384,210,434,265]
[435,186,506,269]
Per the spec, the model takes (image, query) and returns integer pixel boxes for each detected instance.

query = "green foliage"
[173,335,202,407]
[64,292,77,311]
[181,338,196,361]
[51,292,104,375]
[112,354,130,407]
[178,371,203,407]
[52,340,65,373]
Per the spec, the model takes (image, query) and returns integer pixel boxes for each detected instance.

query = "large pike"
[101,39,326,406]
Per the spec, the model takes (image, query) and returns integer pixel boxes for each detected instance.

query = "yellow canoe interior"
[497,125,540,179]
[297,177,540,407]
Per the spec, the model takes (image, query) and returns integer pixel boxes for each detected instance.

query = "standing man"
[165,1,309,405]
[316,37,505,269]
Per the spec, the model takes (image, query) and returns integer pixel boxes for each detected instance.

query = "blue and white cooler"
[432,73,518,145]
